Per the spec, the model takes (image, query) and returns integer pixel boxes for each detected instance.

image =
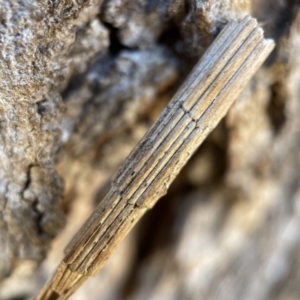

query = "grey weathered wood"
[35,16,274,300]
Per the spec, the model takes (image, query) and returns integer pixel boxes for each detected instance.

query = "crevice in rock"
[32,198,45,237]
[267,81,287,134]
[22,164,35,199]
[102,21,133,56]
[21,165,46,238]
[36,100,49,116]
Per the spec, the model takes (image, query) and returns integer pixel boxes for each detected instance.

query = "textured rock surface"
[0,0,95,281]
[0,0,300,299]
[63,46,178,162]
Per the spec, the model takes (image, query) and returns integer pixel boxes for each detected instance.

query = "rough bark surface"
[0,0,299,300]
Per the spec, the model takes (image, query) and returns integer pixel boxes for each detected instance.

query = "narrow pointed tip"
[241,15,252,22]
[266,39,276,50]
[262,38,276,56]
[256,27,264,38]
[241,15,257,28]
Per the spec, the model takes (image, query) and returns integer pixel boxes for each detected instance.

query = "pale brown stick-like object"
[36,16,274,300]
